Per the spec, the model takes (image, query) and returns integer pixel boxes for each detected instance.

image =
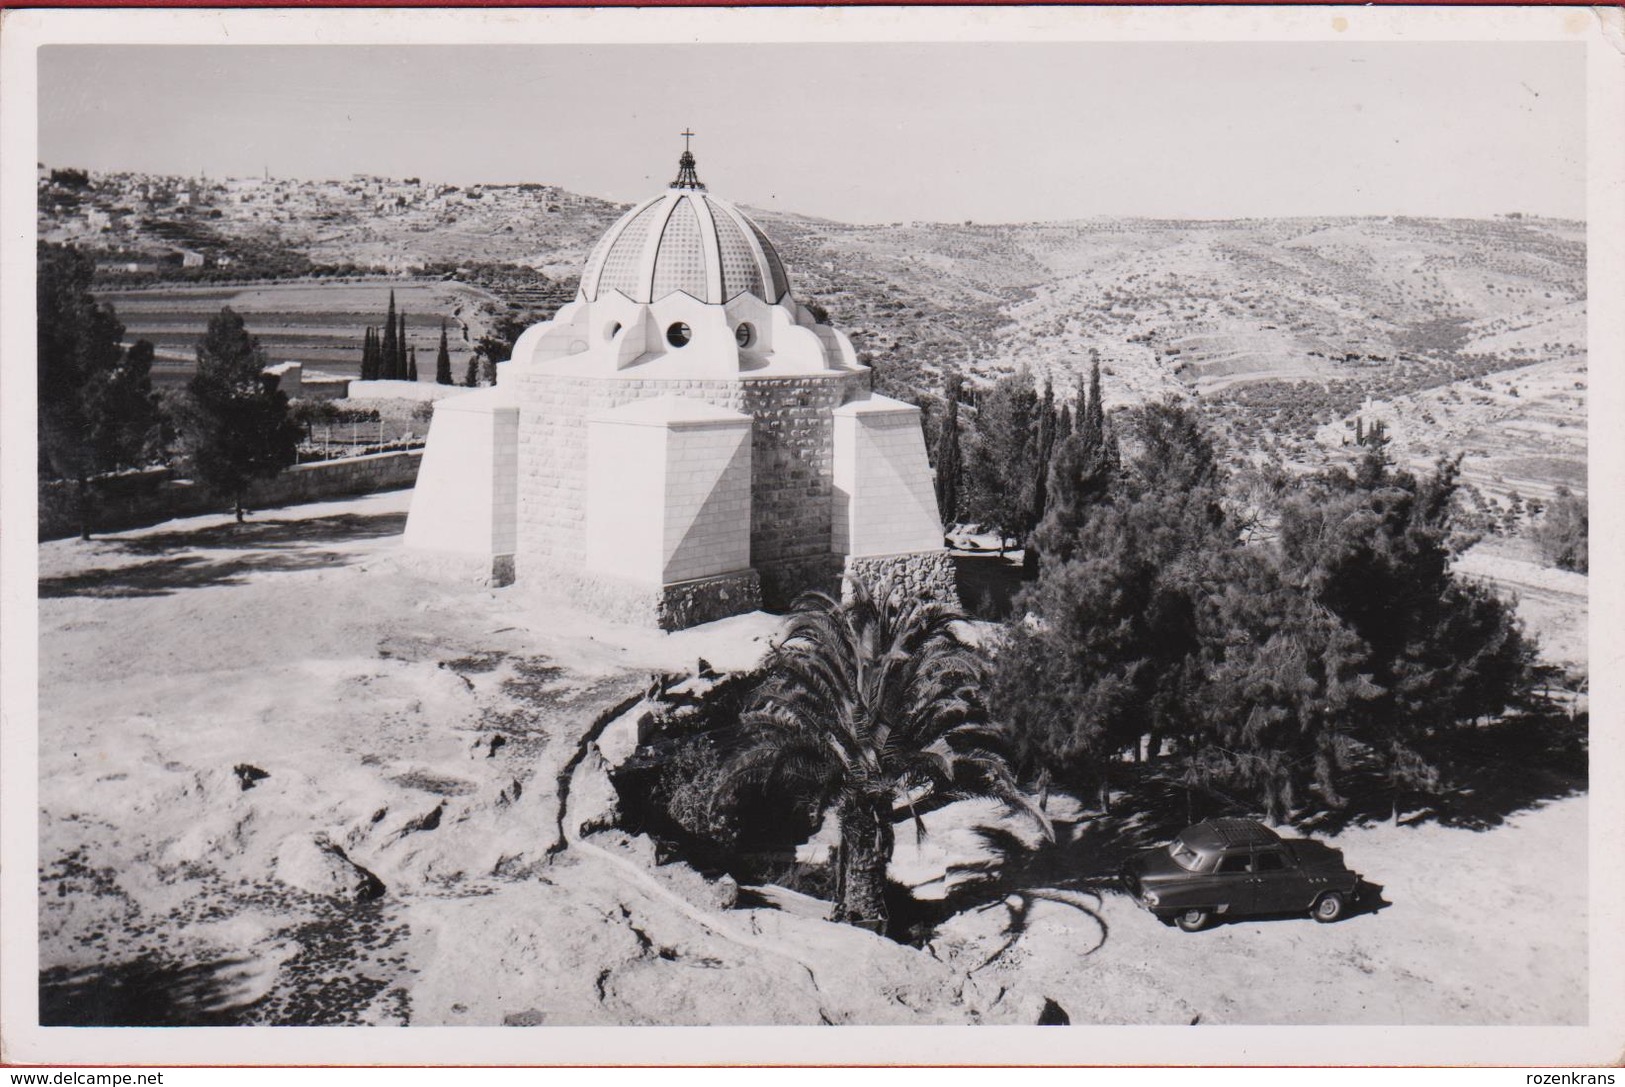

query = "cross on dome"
[672,129,705,190]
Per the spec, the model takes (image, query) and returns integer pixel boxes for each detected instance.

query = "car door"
[1248,847,1305,913]
[1212,849,1253,913]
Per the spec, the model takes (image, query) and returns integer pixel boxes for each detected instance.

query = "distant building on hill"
[405,146,951,630]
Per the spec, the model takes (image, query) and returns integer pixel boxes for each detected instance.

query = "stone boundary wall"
[511,368,868,608]
[39,450,423,540]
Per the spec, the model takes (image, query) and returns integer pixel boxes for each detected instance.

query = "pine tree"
[1191,545,1373,824]
[381,292,399,380]
[1277,453,1534,823]
[37,243,166,539]
[962,371,1041,552]
[176,307,300,523]
[933,374,964,529]
[435,320,453,385]
[994,402,1231,812]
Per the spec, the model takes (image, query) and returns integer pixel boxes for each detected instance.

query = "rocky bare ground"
[35,489,1589,1030]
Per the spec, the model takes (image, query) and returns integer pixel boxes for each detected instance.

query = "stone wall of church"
[531,563,762,631]
[510,367,868,609]
[843,550,960,607]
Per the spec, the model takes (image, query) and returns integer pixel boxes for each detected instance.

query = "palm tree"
[726,578,1048,936]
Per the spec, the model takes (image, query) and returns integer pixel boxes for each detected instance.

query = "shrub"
[1535,488,1588,573]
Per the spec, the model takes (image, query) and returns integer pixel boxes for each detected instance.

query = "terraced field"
[96,280,502,385]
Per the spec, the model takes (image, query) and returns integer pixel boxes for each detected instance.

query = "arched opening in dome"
[666,322,693,348]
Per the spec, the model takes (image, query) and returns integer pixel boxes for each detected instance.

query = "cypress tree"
[381,292,398,380]
[435,321,453,385]
[1083,351,1105,451]
[933,374,963,529]
[1035,356,1117,566]
[397,310,409,380]
[1022,381,1058,576]
[407,345,419,382]
[464,353,480,388]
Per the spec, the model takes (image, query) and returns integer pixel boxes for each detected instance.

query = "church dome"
[578,150,791,306]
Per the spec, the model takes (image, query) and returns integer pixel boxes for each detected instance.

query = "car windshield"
[1167,838,1202,871]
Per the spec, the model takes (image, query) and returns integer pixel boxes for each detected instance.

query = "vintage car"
[1120,818,1362,932]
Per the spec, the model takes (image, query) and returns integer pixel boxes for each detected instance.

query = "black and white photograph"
[1,5,1621,1069]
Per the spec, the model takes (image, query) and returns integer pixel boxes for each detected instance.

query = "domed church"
[405,145,954,629]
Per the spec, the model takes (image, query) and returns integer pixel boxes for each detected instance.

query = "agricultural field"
[95,279,502,386]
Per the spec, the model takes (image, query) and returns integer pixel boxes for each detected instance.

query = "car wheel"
[1174,908,1211,933]
[1313,891,1346,924]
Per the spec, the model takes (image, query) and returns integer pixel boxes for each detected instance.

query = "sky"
[38,42,1585,224]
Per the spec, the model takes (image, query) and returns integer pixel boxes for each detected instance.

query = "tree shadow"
[951,552,1028,622]
[112,511,408,555]
[887,818,1112,961]
[39,550,358,599]
[39,512,407,599]
[1296,708,1588,836]
[39,956,262,1026]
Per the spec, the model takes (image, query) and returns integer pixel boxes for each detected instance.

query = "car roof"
[1178,819,1282,850]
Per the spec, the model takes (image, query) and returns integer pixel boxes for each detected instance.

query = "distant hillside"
[752,210,1585,501]
[41,169,1585,499]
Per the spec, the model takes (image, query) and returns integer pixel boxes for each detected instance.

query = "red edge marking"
[0,0,1588,8]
